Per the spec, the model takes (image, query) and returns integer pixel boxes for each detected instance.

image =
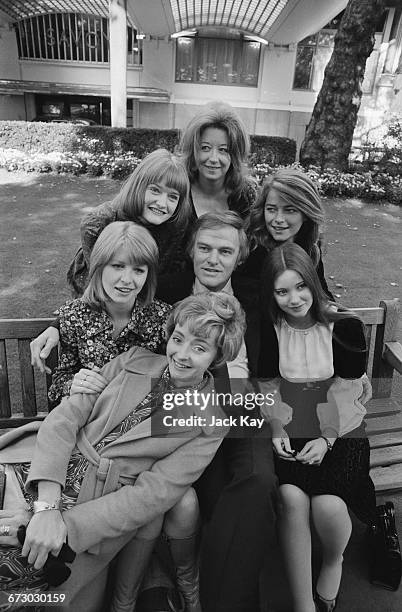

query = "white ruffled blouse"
[275,319,334,382]
[260,319,366,437]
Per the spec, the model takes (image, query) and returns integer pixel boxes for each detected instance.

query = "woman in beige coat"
[0,292,245,612]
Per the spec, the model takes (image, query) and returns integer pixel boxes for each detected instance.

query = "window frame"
[175,33,261,87]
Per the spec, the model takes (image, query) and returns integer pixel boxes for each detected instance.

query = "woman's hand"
[22,511,67,570]
[271,424,297,461]
[296,438,328,465]
[359,373,372,405]
[0,506,31,546]
[30,327,60,374]
[70,366,109,396]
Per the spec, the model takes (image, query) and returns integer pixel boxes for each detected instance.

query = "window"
[293,11,387,94]
[14,13,142,65]
[175,34,260,86]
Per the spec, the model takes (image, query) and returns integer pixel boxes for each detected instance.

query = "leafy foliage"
[0,121,296,167]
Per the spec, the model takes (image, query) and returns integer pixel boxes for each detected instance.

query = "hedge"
[0,121,296,165]
[250,135,296,166]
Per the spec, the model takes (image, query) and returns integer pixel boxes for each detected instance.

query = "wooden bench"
[1,300,401,491]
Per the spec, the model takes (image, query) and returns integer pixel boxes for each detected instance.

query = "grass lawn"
[1,168,401,319]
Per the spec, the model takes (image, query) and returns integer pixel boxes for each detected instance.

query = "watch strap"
[319,436,333,451]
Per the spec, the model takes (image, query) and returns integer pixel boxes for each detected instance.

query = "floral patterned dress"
[48,298,171,403]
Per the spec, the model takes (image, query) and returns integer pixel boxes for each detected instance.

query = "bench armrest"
[384,341,402,375]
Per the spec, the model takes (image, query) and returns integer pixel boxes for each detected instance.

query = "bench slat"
[0,340,11,418]
[370,445,402,468]
[365,397,400,418]
[18,339,38,417]
[370,464,402,492]
[384,341,402,375]
[0,319,55,339]
[366,412,402,436]
[372,300,400,398]
[350,307,385,325]
[0,416,46,429]
[369,431,402,449]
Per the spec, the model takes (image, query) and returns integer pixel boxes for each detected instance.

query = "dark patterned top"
[188,175,258,223]
[48,298,171,402]
[67,202,189,297]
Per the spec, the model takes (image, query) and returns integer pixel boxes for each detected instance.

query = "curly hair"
[165,292,246,367]
[178,101,250,196]
[248,167,325,265]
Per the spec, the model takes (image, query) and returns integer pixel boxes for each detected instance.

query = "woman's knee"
[311,494,349,520]
[279,484,310,517]
[136,515,164,540]
[164,488,199,536]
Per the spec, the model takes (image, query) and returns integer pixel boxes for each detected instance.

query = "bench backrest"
[351,299,400,399]
[0,318,57,427]
[0,298,400,428]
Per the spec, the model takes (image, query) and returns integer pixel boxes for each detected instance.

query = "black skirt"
[275,380,377,526]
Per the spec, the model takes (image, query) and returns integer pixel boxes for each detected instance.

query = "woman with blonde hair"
[178,101,258,220]
[47,220,171,403]
[0,292,246,612]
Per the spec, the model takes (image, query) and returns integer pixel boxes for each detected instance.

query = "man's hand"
[30,327,60,374]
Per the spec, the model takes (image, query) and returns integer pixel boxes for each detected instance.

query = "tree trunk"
[299,0,385,171]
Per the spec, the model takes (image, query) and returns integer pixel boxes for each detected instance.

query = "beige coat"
[0,347,226,611]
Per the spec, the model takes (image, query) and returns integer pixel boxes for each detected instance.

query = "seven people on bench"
[1,103,376,612]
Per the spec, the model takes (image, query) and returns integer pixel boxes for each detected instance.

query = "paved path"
[261,492,402,611]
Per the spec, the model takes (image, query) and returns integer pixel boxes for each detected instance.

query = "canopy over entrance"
[0,0,348,43]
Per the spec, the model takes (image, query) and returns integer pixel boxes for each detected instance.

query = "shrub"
[0,121,296,166]
[0,121,78,154]
[351,115,402,176]
[250,136,296,166]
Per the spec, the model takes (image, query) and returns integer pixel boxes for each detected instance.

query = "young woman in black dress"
[259,243,376,612]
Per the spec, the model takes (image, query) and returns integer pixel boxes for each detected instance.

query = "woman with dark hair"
[258,242,376,612]
[178,101,258,220]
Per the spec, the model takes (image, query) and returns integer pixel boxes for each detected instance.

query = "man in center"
[155,211,278,612]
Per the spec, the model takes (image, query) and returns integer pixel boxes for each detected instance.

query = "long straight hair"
[248,167,325,264]
[262,243,358,327]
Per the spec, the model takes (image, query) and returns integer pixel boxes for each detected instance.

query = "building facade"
[0,0,401,151]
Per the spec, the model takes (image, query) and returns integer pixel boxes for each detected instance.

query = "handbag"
[369,501,402,590]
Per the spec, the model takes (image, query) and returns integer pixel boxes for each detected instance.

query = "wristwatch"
[32,499,62,514]
[320,436,333,451]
